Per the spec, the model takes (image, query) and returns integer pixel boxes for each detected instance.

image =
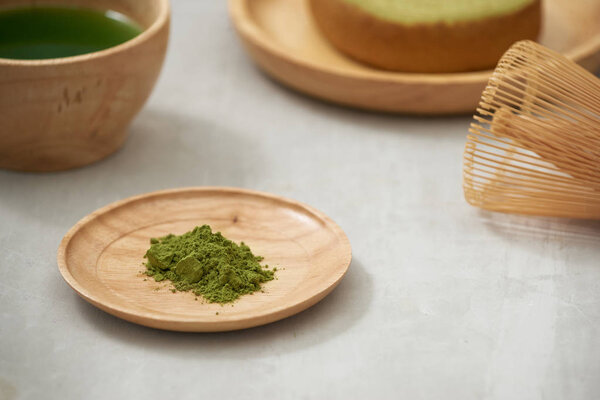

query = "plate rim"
[228,0,600,85]
[57,186,353,331]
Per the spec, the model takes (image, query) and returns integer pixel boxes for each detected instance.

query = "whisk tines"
[463,40,600,219]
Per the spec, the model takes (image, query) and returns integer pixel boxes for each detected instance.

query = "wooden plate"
[57,187,352,332]
[229,0,600,114]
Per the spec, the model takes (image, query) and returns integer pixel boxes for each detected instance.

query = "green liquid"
[0,6,142,60]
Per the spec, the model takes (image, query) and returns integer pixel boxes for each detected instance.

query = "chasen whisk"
[463,40,600,219]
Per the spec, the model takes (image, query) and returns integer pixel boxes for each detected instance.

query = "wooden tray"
[229,0,600,114]
[57,187,352,332]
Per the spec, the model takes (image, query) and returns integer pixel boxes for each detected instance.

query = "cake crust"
[310,0,542,73]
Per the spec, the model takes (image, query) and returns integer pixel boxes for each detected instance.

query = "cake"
[309,0,542,73]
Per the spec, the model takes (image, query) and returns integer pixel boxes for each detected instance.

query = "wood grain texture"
[0,0,170,172]
[57,187,352,332]
[228,0,600,114]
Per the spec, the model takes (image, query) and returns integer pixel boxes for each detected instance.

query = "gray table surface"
[1,2,599,399]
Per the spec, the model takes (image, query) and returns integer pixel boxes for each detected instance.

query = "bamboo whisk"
[463,40,600,219]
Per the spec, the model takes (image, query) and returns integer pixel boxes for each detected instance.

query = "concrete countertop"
[1,2,598,399]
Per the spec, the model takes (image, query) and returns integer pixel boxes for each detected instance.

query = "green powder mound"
[341,0,536,24]
[144,225,274,303]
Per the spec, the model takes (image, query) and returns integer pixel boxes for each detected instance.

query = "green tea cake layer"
[310,0,542,73]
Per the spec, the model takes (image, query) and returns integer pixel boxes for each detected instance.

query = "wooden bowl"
[0,0,170,172]
[57,187,352,332]
[229,0,600,114]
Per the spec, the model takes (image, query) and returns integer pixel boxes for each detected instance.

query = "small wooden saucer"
[229,0,600,114]
[57,187,352,332]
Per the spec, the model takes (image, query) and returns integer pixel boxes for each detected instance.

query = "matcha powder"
[144,225,275,303]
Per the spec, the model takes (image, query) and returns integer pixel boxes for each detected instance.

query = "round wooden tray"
[57,187,352,332]
[229,0,600,114]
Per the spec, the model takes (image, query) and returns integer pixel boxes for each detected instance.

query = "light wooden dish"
[57,187,352,332]
[229,0,600,114]
[0,0,170,172]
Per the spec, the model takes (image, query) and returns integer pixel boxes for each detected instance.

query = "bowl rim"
[0,0,170,66]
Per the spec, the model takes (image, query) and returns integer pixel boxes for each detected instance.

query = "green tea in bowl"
[0,6,142,59]
[0,0,169,172]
